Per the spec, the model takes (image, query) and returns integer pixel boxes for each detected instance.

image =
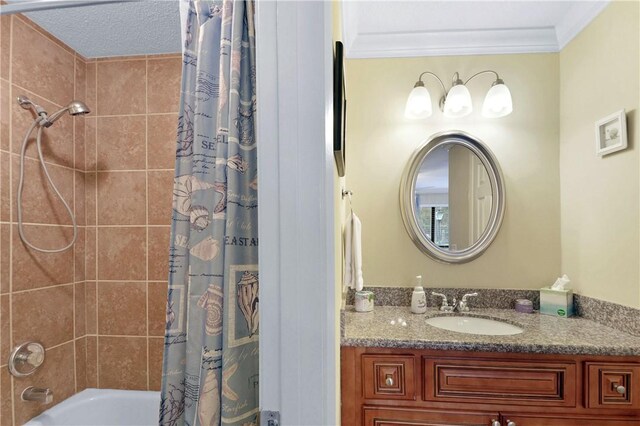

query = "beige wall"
[559,1,640,308]
[343,53,561,289]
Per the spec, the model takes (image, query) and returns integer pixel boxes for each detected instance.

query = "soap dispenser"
[411,275,427,314]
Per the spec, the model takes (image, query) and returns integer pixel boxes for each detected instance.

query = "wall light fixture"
[405,70,512,119]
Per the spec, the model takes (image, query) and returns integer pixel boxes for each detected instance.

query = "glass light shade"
[404,85,432,119]
[482,83,513,118]
[443,84,472,118]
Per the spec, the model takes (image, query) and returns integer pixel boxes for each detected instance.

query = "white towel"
[343,211,364,291]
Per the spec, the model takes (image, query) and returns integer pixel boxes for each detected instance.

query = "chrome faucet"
[432,292,454,312]
[458,292,479,312]
[432,291,479,312]
[21,387,53,404]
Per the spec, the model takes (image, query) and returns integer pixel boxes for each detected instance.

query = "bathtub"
[25,389,160,426]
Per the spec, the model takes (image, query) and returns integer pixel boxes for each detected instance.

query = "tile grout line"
[94,60,99,389]
[83,57,91,392]
[1,222,78,227]
[8,13,16,425]
[82,56,89,392]
[91,112,178,118]
[0,223,167,228]
[0,150,173,174]
[95,168,174,173]
[72,49,78,395]
[9,82,65,110]
[145,57,150,391]
[40,338,76,353]
[10,282,75,294]
[9,152,78,173]
[83,334,155,338]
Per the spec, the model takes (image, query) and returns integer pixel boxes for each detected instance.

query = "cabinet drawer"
[363,407,498,426]
[586,362,640,409]
[423,357,576,407]
[362,355,416,400]
[501,413,640,425]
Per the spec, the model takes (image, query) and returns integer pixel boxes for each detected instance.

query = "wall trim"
[345,27,559,59]
[342,1,610,59]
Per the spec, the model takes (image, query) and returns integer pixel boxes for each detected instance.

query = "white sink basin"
[425,315,523,336]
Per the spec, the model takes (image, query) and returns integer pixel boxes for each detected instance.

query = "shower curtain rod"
[0,0,141,16]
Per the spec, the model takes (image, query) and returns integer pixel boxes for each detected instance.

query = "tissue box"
[540,287,574,317]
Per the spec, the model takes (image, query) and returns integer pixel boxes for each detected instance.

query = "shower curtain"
[159,1,258,425]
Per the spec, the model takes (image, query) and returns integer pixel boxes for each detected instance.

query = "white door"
[256,1,337,425]
[471,156,492,240]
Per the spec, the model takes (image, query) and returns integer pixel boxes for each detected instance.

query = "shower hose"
[17,119,77,253]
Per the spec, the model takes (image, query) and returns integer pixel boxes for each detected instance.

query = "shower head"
[67,100,91,116]
[44,100,91,127]
[18,95,91,127]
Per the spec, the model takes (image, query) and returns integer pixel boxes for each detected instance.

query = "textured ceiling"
[7,0,181,58]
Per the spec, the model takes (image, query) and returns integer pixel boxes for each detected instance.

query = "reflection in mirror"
[400,131,505,263]
[415,144,492,252]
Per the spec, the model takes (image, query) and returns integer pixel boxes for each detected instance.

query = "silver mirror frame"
[400,130,506,264]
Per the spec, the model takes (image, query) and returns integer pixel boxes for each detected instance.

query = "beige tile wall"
[0,13,88,426]
[83,54,180,392]
[0,12,180,425]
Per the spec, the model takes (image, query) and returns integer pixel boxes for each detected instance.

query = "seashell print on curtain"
[159,1,258,425]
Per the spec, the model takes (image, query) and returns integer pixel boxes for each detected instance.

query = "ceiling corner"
[554,0,610,50]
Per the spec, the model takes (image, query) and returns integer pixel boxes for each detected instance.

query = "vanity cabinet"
[342,347,640,426]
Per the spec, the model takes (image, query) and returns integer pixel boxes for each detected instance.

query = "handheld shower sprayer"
[45,100,90,127]
[19,96,90,127]
[16,95,91,253]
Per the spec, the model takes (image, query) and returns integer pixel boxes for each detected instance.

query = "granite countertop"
[342,306,640,356]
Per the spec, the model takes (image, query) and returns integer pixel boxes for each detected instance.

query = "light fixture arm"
[464,70,502,86]
[417,71,448,95]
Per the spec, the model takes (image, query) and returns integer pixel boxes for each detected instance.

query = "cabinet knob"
[384,376,394,386]
[491,420,500,426]
[507,421,516,426]
[616,385,626,394]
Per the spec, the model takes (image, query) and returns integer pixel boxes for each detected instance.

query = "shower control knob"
[8,341,45,377]
[26,344,44,366]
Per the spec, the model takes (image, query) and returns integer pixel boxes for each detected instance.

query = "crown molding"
[342,1,610,59]
[344,27,559,59]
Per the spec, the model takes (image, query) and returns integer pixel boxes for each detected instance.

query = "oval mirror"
[400,131,505,263]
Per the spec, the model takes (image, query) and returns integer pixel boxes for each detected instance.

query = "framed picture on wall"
[595,109,627,156]
[334,41,346,177]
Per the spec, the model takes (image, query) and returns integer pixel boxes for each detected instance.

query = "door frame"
[256,1,337,424]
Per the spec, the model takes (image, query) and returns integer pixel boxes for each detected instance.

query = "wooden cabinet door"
[362,355,417,400]
[500,413,640,425]
[363,407,499,426]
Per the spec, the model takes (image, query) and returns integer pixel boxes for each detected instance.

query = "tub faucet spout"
[21,386,53,404]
